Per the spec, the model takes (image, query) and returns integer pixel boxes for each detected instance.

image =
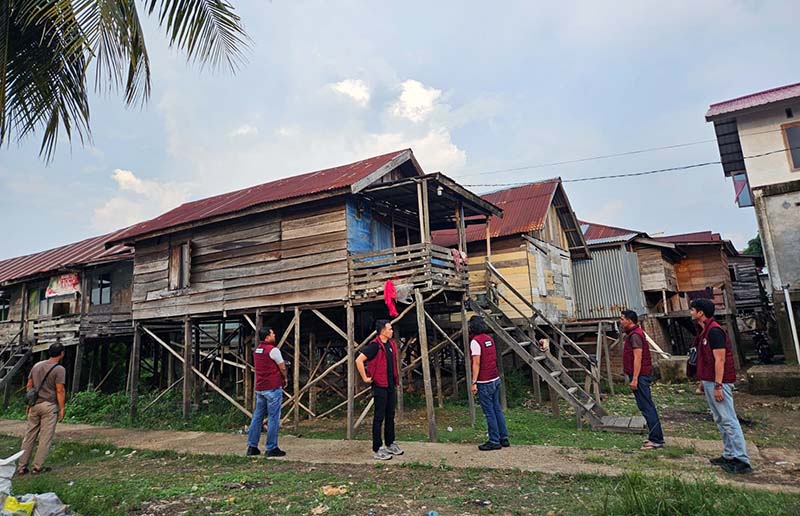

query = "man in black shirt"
[356,320,404,460]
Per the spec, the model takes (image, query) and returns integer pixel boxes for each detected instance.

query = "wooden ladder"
[0,330,31,391]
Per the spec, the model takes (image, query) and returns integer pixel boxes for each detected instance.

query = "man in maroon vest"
[469,316,509,451]
[691,299,752,474]
[246,326,288,458]
[620,310,664,450]
[356,320,404,460]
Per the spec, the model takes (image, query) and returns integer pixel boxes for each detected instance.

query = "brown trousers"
[19,401,59,470]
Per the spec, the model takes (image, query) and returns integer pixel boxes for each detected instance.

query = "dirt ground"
[1,418,798,495]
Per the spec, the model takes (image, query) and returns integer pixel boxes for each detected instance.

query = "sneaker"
[246,446,261,456]
[478,441,502,451]
[385,443,404,456]
[709,456,730,466]
[721,458,753,475]
[500,438,510,448]
[265,447,286,458]
[373,448,393,461]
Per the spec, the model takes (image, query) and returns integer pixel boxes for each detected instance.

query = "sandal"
[640,441,664,451]
[15,466,29,476]
[30,467,51,475]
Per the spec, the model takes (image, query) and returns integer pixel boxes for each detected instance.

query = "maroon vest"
[473,333,499,382]
[622,325,652,377]
[696,318,736,383]
[366,337,399,388]
[254,341,283,391]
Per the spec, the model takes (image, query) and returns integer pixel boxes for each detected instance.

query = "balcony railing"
[348,242,468,300]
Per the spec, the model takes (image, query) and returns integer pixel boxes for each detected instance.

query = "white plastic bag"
[0,452,24,496]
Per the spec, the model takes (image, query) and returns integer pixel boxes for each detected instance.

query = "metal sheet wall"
[573,246,646,320]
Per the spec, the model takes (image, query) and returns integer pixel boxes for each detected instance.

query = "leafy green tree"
[1,0,248,161]
[742,234,762,256]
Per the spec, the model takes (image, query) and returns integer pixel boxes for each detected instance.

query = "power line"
[457,127,789,179]
[463,146,797,188]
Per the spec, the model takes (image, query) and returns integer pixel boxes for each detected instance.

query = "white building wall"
[737,101,800,187]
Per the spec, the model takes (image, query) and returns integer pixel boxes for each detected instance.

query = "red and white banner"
[46,273,80,297]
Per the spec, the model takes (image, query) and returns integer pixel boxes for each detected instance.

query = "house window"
[728,265,737,283]
[0,296,9,321]
[169,242,192,290]
[38,289,49,316]
[783,121,800,171]
[91,273,112,305]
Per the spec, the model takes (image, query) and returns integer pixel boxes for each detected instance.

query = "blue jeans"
[702,381,750,465]
[477,379,508,444]
[247,388,282,451]
[632,375,664,445]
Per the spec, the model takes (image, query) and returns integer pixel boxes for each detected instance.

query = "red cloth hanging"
[384,280,399,317]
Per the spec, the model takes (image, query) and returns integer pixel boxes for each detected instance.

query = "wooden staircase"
[0,330,31,391]
[475,262,645,432]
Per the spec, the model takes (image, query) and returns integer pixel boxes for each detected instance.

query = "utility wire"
[457,127,789,179]
[463,145,799,188]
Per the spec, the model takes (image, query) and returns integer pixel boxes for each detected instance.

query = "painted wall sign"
[46,273,80,297]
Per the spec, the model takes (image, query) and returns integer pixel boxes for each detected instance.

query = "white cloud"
[359,127,466,173]
[391,80,442,122]
[92,169,189,232]
[329,79,371,107]
[228,124,259,138]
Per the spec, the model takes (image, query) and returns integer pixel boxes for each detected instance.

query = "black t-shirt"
[708,328,727,350]
[362,339,394,387]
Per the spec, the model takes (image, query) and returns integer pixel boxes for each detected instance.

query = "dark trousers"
[372,386,396,452]
[632,375,664,444]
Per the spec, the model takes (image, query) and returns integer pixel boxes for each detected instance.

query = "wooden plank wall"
[131,203,349,319]
[636,247,678,292]
[673,246,735,311]
[729,257,762,309]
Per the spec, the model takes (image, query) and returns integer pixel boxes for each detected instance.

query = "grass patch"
[0,436,797,516]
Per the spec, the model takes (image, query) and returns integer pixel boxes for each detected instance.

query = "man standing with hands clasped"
[691,298,752,474]
[356,320,404,461]
[620,310,665,451]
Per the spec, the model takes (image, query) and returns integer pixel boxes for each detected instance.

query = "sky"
[2,0,798,260]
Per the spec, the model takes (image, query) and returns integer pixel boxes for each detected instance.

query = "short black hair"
[690,298,715,318]
[375,319,391,334]
[47,342,64,358]
[620,310,639,324]
[468,315,488,335]
[258,326,273,341]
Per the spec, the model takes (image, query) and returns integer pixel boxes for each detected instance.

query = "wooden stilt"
[434,350,443,408]
[450,345,459,399]
[346,303,355,440]
[293,307,301,431]
[183,317,192,419]
[549,385,560,417]
[395,327,404,421]
[194,322,201,405]
[129,325,141,419]
[461,293,476,426]
[308,332,316,420]
[72,336,85,394]
[603,327,615,396]
[496,338,508,411]
[415,289,437,442]
[100,342,109,389]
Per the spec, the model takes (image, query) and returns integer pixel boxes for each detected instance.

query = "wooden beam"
[142,325,252,418]
[276,314,297,349]
[311,309,347,340]
[293,307,301,430]
[346,303,355,440]
[354,397,375,430]
[461,294,476,426]
[182,317,192,419]
[414,289,437,442]
[129,324,141,419]
[308,333,317,419]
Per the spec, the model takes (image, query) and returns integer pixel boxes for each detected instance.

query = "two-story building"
[706,82,800,363]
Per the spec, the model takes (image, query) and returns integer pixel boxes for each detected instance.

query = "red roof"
[0,231,132,285]
[654,231,722,244]
[579,220,643,245]
[433,180,559,246]
[110,149,413,243]
[706,82,800,120]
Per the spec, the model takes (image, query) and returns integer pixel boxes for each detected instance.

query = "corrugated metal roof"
[655,231,722,244]
[706,82,800,120]
[433,179,559,246]
[0,230,132,285]
[579,220,643,246]
[110,149,413,244]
